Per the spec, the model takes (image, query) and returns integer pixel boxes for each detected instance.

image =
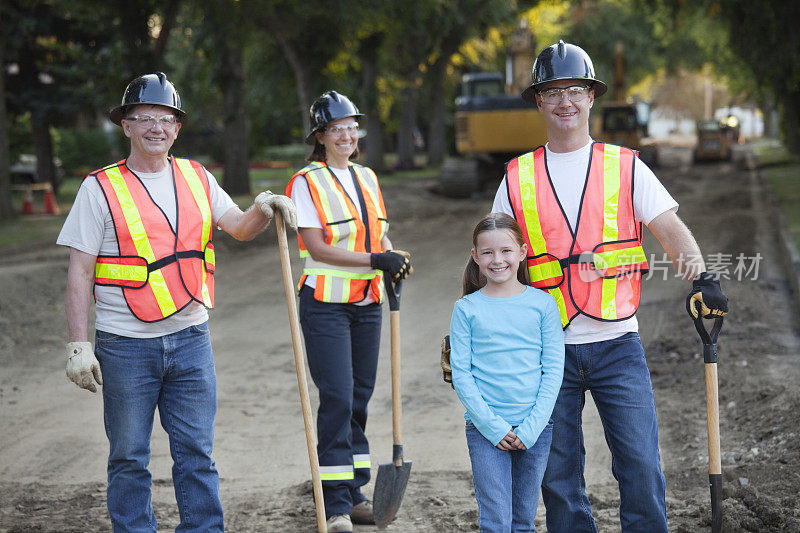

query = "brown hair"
[462,213,530,296]
[306,137,361,163]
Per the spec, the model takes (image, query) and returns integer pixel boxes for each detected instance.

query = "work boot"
[351,500,375,525]
[327,514,353,533]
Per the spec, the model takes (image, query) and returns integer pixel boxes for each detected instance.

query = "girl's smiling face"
[471,228,527,288]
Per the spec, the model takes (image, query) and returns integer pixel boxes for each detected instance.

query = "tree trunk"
[31,112,58,191]
[759,94,778,139]
[271,28,312,136]
[221,45,250,195]
[0,37,14,220]
[360,33,385,172]
[426,55,448,168]
[396,77,418,170]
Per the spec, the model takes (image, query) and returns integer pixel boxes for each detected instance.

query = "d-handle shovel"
[274,212,327,533]
[693,305,724,533]
[373,276,412,529]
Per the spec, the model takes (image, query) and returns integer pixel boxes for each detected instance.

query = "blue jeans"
[299,287,382,517]
[466,420,553,532]
[95,322,223,532]
[541,332,667,533]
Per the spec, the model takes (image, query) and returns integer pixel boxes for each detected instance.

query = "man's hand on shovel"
[686,272,728,319]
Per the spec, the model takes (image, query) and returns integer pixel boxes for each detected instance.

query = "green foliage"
[52,128,113,178]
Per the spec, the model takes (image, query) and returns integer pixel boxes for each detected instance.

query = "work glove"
[65,342,103,393]
[370,250,413,281]
[441,335,454,389]
[686,272,728,319]
[255,190,297,231]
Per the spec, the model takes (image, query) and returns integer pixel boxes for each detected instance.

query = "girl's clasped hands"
[497,429,527,451]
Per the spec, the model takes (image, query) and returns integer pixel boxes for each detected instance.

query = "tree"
[0,16,13,220]
[423,0,525,168]
[251,1,355,137]
[3,0,181,196]
[180,1,251,195]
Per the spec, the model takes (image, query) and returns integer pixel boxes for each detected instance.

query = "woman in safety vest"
[285,91,413,533]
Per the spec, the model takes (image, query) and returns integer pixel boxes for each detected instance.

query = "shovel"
[373,276,412,528]
[274,212,327,533]
[692,305,724,533]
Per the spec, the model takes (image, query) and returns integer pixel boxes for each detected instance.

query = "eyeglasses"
[539,85,590,105]
[326,122,359,135]
[124,114,179,129]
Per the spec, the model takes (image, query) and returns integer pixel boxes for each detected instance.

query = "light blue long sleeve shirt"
[449,287,565,448]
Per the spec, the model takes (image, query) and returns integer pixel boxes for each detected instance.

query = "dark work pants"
[299,287,382,518]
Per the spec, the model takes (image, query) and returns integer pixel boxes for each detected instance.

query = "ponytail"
[462,256,485,296]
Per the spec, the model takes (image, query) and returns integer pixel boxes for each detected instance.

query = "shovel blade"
[372,460,412,528]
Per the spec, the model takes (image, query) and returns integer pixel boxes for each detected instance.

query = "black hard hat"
[521,40,607,103]
[305,91,364,145]
[109,72,186,126]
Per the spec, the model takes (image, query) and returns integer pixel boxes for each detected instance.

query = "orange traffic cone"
[22,187,35,215]
[43,183,60,215]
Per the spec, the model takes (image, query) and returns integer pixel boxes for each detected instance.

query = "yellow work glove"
[390,249,414,280]
[255,190,297,231]
[65,342,103,393]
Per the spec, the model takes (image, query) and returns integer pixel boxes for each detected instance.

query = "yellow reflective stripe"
[303,268,377,279]
[308,173,340,245]
[320,471,355,481]
[319,465,354,481]
[205,246,216,266]
[548,288,569,328]
[299,250,311,258]
[95,263,147,282]
[346,217,358,254]
[517,153,548,255]
[602,145,620,242]
[355,166,385,219]
[105,166,176,316]
[600,145,621,320]
[175,159,213,306]
[529,260,561,282]
[594,246,647,269]
[174,159,212,241]
[354,461,370,469]
[322,274,332,302]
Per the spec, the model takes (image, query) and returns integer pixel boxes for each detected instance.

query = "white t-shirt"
[57,163,237,338]
[290,165,376,305]
[492,141,678,344]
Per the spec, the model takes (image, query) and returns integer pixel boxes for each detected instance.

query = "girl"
[449,213,565,532]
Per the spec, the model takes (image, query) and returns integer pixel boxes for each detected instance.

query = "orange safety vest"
[507,142,649,328]
[285,161,388,303]
[92,157,215,322]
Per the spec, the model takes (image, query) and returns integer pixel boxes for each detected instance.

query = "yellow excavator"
[440,21,547,198]
[591,41,657,166]
[440,32,655,197]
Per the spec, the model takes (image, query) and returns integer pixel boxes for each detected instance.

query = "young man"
[58,72,296,532]
[492,41,728,532]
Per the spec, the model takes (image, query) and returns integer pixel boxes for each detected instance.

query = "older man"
[57,72,296,532]
[492,42,728,532]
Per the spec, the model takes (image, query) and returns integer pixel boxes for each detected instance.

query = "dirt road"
[2,146,799,532]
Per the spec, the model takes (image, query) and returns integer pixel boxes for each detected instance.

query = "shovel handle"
[275,212,328,533]
[384,275,402,311]
[383,276,404,464]
[692,302,723,532]
[693,303,724,363]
